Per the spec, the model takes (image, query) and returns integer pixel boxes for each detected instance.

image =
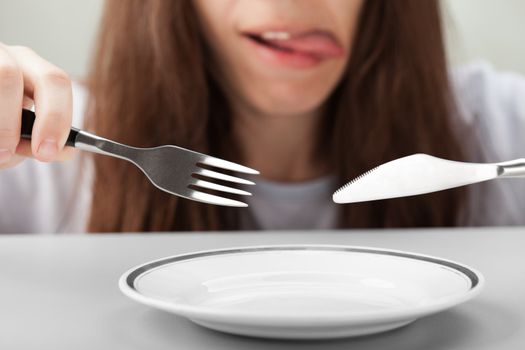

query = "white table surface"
[1,227,524,349]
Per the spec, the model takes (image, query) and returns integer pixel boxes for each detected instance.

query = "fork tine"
[190,179,252,196]
[189,190,248,207]
[200,156,259,175]
[195,168,255,185]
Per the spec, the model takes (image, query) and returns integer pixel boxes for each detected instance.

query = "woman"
[0,0,524,233]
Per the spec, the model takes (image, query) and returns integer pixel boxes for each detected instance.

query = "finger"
[22,96,34,109]
[16,138,77,161]
[7,45,72,162]
[14,98,78,160]
[0,44,23,166]
[14,139,32,157]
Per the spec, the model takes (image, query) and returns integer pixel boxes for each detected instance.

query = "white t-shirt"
[1,62,524,233]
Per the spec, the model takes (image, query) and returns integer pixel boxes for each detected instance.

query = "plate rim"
[118,244,485,325]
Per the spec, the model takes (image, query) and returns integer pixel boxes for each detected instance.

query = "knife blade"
[333,154,525,204]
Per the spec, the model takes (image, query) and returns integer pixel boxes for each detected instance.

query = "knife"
[333,154,525,204]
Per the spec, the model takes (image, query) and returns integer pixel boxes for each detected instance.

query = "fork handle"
[20,108,132,161]
[21,109,80,147]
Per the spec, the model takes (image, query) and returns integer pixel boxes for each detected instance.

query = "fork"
[20,109,258,207]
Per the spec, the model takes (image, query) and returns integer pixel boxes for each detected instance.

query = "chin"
[245,80,332,115]
[268,99,324,117]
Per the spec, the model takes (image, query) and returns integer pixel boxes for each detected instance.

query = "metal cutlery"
[333,153,525,204]
[21,109,258,207]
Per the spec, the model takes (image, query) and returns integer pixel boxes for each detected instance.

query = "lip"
[239,25,345,70]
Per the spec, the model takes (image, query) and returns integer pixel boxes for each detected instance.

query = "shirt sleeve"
[452,61,525,225]
[452,61,525,161]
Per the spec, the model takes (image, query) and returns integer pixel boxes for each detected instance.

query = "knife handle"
[498,159,525,177]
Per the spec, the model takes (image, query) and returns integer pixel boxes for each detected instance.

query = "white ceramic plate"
[119,245,484,339]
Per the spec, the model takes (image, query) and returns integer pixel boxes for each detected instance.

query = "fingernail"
[37,139,58,160]
[0,148,12,164]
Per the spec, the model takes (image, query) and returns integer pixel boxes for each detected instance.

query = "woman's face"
[194,0,364,117]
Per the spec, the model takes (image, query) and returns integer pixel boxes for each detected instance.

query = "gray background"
[1,0,524,79]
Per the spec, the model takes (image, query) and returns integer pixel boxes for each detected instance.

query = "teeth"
[261,31,291,41]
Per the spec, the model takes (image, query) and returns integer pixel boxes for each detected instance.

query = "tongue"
[266,32,344,58]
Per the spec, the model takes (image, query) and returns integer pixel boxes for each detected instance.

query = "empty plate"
[119,245,484,339]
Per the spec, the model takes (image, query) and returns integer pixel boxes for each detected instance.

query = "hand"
[0,43,75,170]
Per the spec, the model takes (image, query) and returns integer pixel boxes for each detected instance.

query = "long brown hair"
[87,0,468,232]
